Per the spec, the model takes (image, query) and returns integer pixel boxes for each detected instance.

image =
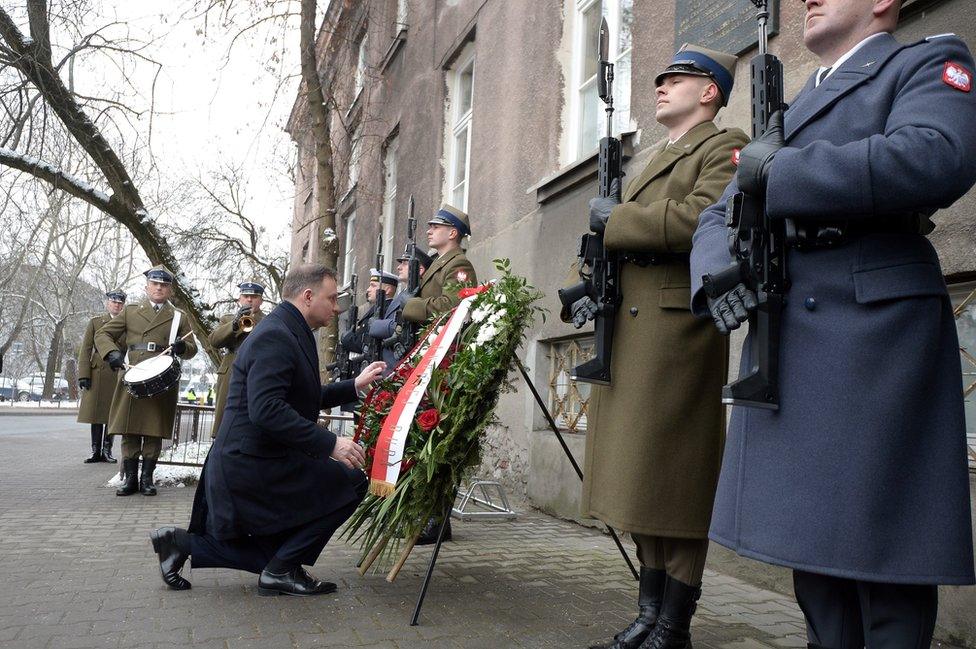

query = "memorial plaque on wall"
[674,0,780,57]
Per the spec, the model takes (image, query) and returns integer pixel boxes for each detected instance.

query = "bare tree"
[0,2,217,346]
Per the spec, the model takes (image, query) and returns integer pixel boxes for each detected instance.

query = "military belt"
[128,343,160,352]
[621,252,690,267]
[787,214,931,250]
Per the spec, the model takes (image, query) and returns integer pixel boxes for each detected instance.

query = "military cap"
[396,244,433,270]
[105,289,127,303]
[143,265,175,284]
[369,268,399,287]
[238,280,266,296]
[428,203,471,238]
[655,43,738,106]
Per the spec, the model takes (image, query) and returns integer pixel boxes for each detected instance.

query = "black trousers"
[793,570,938,649]
[189,478,367,574]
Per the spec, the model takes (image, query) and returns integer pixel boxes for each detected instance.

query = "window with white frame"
[348,127,362,192]
[381,136,398,272]
[572,0,632,158]
[354,31,369,99]
[445,48,474,211]
[396,0,408,30]
[342,212,357,286]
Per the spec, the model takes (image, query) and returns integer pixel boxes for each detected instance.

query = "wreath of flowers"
[343,259,543,566]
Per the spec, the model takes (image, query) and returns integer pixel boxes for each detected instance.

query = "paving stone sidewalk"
[0,416,957,649]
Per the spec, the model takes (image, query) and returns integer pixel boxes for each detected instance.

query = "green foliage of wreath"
[343,259,544,567]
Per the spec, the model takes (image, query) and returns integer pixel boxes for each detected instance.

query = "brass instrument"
[239,314,256,333]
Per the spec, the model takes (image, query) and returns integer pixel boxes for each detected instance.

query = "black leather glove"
[78,378,91,390]
[232,305,251,331]
[588,178,622,235]
[736,110,785,197]
[707,283,758,335]
[170,340,187,357]
[105,350,125,371]
[570,297,599,329]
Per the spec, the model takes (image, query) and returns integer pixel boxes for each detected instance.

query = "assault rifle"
[701,0,787,410]
[556,16,623,386]
[385,195,420,358]
[363,234,388,364]
[329,273,359,381]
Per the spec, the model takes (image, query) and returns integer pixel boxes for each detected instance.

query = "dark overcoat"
[690,33,976,584]
[77,314,119,424]
[94,301,198,438]
[190,301,362,541]
[581,121,748,537]
[208,310,264,437]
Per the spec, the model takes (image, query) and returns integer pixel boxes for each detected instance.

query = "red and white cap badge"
[943,61,972,92]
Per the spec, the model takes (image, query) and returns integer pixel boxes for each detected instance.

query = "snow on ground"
[104,441,210,488]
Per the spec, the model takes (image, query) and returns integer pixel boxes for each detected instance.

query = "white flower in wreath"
[474,323,498,348]
[470,303,495,324]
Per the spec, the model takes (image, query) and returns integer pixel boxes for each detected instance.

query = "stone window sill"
[528,131,636,205]
[380,28,407,73]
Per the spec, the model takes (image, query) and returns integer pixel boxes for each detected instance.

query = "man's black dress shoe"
[149,527,191,590]
[257,567,337,597]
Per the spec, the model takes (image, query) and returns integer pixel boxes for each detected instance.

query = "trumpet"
[239,314,256,333]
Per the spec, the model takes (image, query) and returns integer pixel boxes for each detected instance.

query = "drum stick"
[159,331,195,357]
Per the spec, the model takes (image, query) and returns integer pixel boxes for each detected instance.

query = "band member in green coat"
[209,280,266,437]
[576,45,748,649]
[95,266,198,497]
[77,289,126,463]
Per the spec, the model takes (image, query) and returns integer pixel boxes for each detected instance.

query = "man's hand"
[78,378,91,390]
[588,178,622,235]
[330,437,366,471]
[232,305,251,331]
[707,283,758,335]
[570,296,599,329]
[355,361,386,392]
[169,340,187,357]
[105,350,125,371]
[736,110,785,196]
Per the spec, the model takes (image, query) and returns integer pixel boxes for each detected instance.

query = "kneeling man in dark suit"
[150,264,385,596]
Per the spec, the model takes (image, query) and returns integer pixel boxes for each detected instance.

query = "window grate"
[547,337,595,432]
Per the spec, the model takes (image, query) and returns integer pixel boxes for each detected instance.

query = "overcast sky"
[98,0,305,240]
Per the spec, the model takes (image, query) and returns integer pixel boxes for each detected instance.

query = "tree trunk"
[300,0,343,378]
[42,318,64,399]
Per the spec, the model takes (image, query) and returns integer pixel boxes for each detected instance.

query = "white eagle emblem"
[943,62,972,92]
[456,270,468,282]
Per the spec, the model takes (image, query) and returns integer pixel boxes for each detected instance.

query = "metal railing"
[158,405,358,468]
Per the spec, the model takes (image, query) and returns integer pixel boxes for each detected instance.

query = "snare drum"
[123,355,182,399]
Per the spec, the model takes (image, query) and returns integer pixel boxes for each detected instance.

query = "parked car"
[0,377,18,401]
[19,374,69,400]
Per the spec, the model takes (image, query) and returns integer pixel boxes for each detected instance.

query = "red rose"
[375,390,394,410]
[417,408,440,432]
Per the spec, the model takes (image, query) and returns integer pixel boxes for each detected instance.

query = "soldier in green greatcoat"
[571,46,749,649]
[95,266,198,497]
[209,280,266,437]
[77,289,126,463]
[402,203,477,324]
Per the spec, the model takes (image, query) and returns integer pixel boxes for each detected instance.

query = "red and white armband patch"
[456,270,469,283]
[943,61,972,92]
[731,148,741,166]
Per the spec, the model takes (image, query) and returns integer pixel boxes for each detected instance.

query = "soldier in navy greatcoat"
[691,0,976,645]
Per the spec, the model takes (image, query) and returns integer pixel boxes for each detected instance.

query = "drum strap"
[169,309,182,346]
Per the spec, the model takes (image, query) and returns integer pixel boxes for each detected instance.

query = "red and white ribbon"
[369,295,476,497]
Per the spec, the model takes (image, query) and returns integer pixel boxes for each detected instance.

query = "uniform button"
[804,297,817,311]
[629,307,638,316]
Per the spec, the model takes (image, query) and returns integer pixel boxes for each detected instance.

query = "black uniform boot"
[116,459,140,496]
[83,425,103,463]
[101,433,116,463]
[140,459,158,496]
[415,516,451,546]
[638,576,701,649]
[590,567,666,648]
